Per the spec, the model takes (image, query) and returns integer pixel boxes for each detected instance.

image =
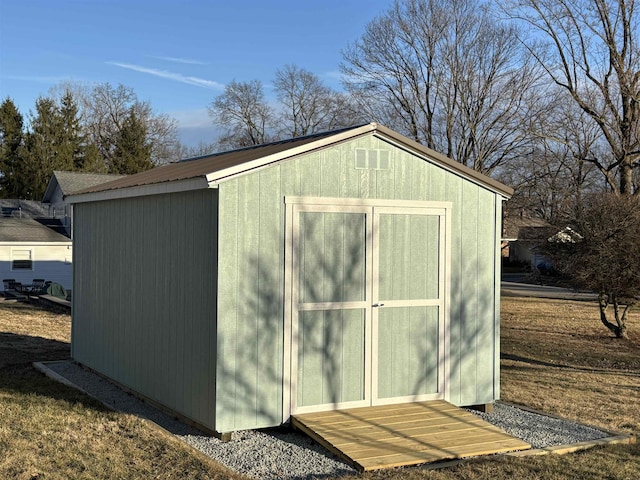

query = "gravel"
[41,361,610,480]
[466,403,608,449]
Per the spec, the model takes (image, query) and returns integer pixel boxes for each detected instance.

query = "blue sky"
[0,0,390,146]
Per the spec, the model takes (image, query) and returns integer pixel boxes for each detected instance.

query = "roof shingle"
[0,218,72,243]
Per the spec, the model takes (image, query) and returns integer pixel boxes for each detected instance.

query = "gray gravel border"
[37,360,616,479]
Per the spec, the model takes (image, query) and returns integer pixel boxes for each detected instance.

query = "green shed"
[69,123,513,437]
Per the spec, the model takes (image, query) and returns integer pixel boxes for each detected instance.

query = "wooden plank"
[343,429,524,456]
[299,411,489,436]
[292,400,530,472]
[358,438,530,470]
[294,400,460,422]
[324,420,510,448]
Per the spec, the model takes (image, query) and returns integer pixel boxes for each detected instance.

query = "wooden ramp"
[292,400,531,471]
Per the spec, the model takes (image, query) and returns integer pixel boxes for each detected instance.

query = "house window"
[12,249,33,271]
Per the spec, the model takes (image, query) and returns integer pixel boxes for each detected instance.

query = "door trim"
[283,197,451,419]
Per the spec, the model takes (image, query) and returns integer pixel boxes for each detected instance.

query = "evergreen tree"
[110,107,153,174]
[22,96,74,199]
[0,98,26,198]
[58,90,86,171]
[81,143,107,173]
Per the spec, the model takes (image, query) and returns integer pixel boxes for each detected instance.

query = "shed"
[0,217,73,290]
[69,123,513,437]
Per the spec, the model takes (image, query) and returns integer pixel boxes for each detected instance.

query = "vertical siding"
[217,136,502,431]
[73,189,218,431]
[217,168,287,430]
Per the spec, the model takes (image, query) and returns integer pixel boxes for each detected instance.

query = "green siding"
[73,132,503,434]
[217,136,502,431]
[72,189,218,431]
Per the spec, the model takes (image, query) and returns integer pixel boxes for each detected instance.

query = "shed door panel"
[377,305,440,399]
[297,309,366,407]
[295,210,370,410]
[374,211,444,401]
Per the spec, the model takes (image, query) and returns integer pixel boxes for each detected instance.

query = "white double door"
[287,199,449,414]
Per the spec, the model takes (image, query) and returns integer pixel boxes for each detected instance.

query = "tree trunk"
[619,160,634,195]
[598,293,629,338]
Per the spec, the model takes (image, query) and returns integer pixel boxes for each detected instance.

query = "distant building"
[502,214,552,269]
[0,217,72,290]
[42,171,127,236]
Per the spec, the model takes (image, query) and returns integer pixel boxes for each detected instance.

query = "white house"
[0,218,73,290]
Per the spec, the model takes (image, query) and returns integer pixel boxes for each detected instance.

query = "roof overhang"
[68,123,513,204]
[204,123,376,186]
[371,124,513,198]
[68,176,215,204]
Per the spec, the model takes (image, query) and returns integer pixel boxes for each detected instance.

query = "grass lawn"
[0,297,639,479]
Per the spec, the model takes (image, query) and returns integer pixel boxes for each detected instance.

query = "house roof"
[503,215,551,241]
[0,199,47,218]
[42,171,127,202]
[69,123,514,203]
[0,218,72,243]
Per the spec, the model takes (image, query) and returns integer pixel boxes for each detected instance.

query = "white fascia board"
[206,124,376,185]
[68,176,214,204]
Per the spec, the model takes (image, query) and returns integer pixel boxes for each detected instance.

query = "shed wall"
[72,189,218,430]
[216,136,501,431]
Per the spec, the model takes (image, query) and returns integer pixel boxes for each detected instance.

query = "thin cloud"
[152,56,207,65]
[2,74,73,84]
[107,62,224,90]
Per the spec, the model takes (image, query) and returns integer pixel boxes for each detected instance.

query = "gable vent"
[355,148,391,170]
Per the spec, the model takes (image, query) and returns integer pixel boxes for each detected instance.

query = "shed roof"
[69,123,513,203]
[0,218,72,243]
[42,171,127,202]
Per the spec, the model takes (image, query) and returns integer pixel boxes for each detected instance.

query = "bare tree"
[503,91,602,223]
[176,141,218,159]
[51,82,180,170]
[208,80,274,149]
[273,64,363,138]
[502,0,640,194]
[545,193,640,338]
[341,0,542,175]
[82,83,179,168]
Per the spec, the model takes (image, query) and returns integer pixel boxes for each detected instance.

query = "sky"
[0,0,390,146]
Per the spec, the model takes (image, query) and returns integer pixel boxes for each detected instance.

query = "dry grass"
[0,296,639,479]
[0,300,243,480]
[500,297,640,434]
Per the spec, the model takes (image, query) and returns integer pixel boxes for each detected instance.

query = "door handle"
[372,303,385,307]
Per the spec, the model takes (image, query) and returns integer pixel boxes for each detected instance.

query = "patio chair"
[3,281,27,300]
[31,279,46,292]
[3,279,15,291]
